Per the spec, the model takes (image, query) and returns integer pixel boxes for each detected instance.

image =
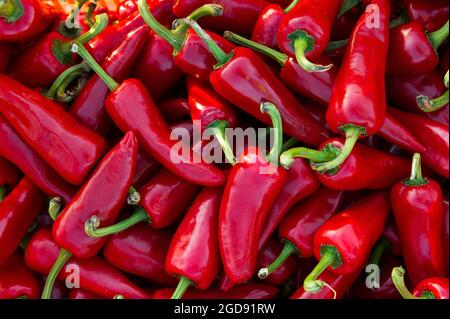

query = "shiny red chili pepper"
[70,26,147,135]
[391,153,446,286]
[153,284,279,299]
[0,156,20,195]
[116,0,138,19]
[402,0,449,32]
[302,192,390,294]
[276,0,344,72]
[25,228,150,299]
[0,42,13,73]
[0,0,53,42]
[103,222,177,286]
[0,253,41,299]
[0,178,45,265]
[167,187,222,299]
[388,107,449,178]
[0,75,107,185]
[69,289,103,299]
[53,132,138,259]
[257,187,344,280]
[0,114,76,203]
[387,20,449,76]
[158,98,191,123]
[173,0,269,35]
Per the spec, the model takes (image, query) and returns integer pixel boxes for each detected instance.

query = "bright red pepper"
[25,228,150,299]
[103,222,177,286]
[0,75,108,185]
[302,192,390,294]
[0,178,45,265]
[173,0,269,35]
[391,153,446,287]
[276,0,343,72]
[0,0,53,42]
[158,98,191,123]
[0,42,13,73]
[0,253,41,299]
[53,132,138,259]
[0,114,76,203]
[166,187,222,299]
[0,156,20,195]
[70,26,148,135]
[116,0,138,19]
[69,289,104,299]
[387,20,449,76]
[388,107,449,178]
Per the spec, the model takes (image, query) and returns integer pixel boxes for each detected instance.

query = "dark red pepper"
[133,151,160,188]
[0,156,20,198]
[331,5,361,40]
[158,98,191,123]
[0,42,13,73]
[391,153,446,287]
[402,0,449,32]
[443,199,449,276]
[382,217,403,256]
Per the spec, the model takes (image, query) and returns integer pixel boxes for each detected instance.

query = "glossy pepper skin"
[0,178,45,265]
[413,278,449,299]
[103,223,177,286]
[0,156,20,189]
[70,26,148,135]
[173,0,268,35]
[25,228,150,299]
[53,132,138,259]
[166,187,222,297]
[388,107,449,178]
[0,75,107,185]
[0,114,75,203]
[0,0,53,42]
[138,168,201,229]
[0,42,13,73]
[402,0,449,32]
[391,155,446,287]
[0,253,41,299]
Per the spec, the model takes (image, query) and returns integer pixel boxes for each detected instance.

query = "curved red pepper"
[167,187,222,299]
[158,98,191,123]
[0,253,41,299]
[70,26,148,135]
[103,222,177,286]
[276,0,343,72]
[391,153,446,286]
[0,114,76,203]
[0,156,20,192]
[69,289,103,299]
[0,178,45,265]
[25,228,150,299]
[53,132,138,259]
[0,42,13,73]
[0,0,53,42]
[173,0,269,35]
[0,75,107,185]
[402,0,449,32]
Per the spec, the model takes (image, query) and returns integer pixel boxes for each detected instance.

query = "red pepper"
[166,187,222,299]
[187,19,329,147]
[0,114,76,203]
[25,228,150,299]
[258,187,344,280]
[10,14,109,88]
[158,98,191,123]
[302,191,390,294]
[281,137,411,190]
[391,153,446,286]
[388,107,449,178]
[0,178,45,265]
[133,151,160,188]
[69,289,104,299]
[103,222,177,286]
[116,0,138,19]
[153,284,279,299]
[443,199,449,276]
[276,0,344,72]
[0,75,108,185]
[251,0,299,49]
[72,41,226,187]
[382,217,403,256]
[0,156,20,197]
[70,26,148,135]
[0,0,53,42]
[0,253,41,299]
[402,0,449,32]
[387,20,449,76]
[392,266,449,299]
[173,0,269,35]
[331,6,361,40]
[0,42,13,73]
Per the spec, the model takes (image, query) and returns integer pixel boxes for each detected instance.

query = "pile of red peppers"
[0,0,449,301]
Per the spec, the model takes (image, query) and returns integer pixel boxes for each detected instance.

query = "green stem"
[185,18,234,68]
[283,0,300,13]
[368,238,391,265]
[338,0,360,17]
[223,31,287,66]
[258,241,298,279]
[41,249,72,299]
[207,120,237,165]
[172,4,224,37]
[48,197,62,221]
[404,153,427,186]
[0,0,24,23]
[0,186,5,202]
[429,20,449,50]
[261,102,283,164]
[281,138,298,153]
[72,41,119,91]
[303,245,342,293]
[279,144,339,169]
[326,39,348,52]
[171,276,192,299]
[311,125,365,173]
[113,295,125,299]
[85,2,97,27]
[85,208,149,238]
[391,266,434,299]
[45,62,91,102]
[416,70,449,112]
[289,30,333,72]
